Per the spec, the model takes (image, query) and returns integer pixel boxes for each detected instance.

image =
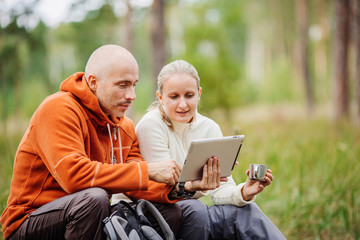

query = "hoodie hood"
[60,72,122,126]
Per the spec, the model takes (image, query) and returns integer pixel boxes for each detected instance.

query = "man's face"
[94,63,138,118]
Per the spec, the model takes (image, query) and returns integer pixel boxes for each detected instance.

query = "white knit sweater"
[135,108,254,207]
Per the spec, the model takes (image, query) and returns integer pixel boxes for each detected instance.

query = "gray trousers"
[8,188,110,240]
[8,188,182,240]
[176,199,286,240]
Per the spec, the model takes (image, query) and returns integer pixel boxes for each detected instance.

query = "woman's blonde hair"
[149,60,201,130]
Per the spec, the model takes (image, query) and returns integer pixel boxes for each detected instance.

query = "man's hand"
[241,169,274,201]
[147,160,182,186]
[185,157,228,192]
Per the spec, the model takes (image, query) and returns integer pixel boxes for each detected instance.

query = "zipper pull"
[112,155,116,164]
[113,126,117,141]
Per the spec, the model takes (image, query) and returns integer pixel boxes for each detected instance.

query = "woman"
[136,60,286,240]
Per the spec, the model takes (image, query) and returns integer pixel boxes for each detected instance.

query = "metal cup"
[249,164,268,181]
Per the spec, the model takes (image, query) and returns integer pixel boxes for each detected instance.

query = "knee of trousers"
[177,199,209,224]
[77,187,110,211]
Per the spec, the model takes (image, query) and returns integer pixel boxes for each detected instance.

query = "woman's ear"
[88,74,98,92]
[156,91,163,104]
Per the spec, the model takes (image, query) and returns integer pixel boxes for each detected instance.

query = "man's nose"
[125,86,136,100]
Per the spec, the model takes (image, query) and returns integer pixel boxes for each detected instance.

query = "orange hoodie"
[0,72,177,239]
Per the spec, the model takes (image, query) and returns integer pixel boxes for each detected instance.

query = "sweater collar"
[171,112,199,134]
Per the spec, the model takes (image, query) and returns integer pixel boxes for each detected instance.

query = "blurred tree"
[351,0,360,124]
[53,3,121,79]
[124,0,134,51]
[0,17,49,121]
[150,0,167,85]
[333,0,350,120]
[296,0,314,114]
[176,0,246,112]
[0,20,26,120]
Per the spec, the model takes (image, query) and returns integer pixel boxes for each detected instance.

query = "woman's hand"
[241,169,274,201]
[184,157,228,192]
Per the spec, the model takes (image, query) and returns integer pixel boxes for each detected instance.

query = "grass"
[1,105,359,239]
[234,118,360,240]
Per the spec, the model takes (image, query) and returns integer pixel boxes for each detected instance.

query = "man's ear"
[156,91,163,104]
[87,74,98,92]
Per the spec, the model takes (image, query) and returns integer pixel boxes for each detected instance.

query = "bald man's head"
[85,44,138,82]
[84,45,139,118]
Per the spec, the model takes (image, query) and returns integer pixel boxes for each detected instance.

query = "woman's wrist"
[183,182,196,197]
[241,185,254,201]
[184,182,193,192]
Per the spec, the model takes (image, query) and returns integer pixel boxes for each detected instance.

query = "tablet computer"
[178,135,245,182]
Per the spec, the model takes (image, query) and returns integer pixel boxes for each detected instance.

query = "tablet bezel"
[178,135,245,182]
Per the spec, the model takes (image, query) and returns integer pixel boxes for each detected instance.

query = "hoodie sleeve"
[32,94,149,194]
[118,117,181,203]
[125,182,180,204]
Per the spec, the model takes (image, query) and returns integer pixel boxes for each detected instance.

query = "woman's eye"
[186,94,194,98]
[169,95,178,99]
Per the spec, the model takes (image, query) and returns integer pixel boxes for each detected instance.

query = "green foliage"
[56,4,121,70]
[170,0,248,113]
[0,1,358,239]
[0,18,50,120]
[0,0,340,120]
[201,114,360,239]
[0,133,22,240]
[258,57,302,104]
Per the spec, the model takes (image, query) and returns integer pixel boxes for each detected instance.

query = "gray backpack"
[103,199,175,240]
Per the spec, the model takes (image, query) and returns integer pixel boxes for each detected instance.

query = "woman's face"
[157,73,201,123]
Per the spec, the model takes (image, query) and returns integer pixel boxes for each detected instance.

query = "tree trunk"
[333,0,350,120]
[351,0,360,124]
[296,0,314,114]
[124,0,133,52]
[150,0,167,87]
[123,0,134,118]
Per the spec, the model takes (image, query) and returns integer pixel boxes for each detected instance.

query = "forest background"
[1,0,360,239]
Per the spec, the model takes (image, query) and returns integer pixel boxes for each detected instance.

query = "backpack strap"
[136,200,175,240]
[103,203,139,240]
[110,215,133,240]
[103,215,119,240]
[119,201,147,240]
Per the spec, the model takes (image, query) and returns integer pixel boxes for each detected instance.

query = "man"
[0,44,184,239]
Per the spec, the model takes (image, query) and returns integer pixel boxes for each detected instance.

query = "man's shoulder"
[42,91,78,107]
[36,91,85,119]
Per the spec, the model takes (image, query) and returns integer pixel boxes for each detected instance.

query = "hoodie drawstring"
[117,128,123,163]
[106,123,115,164]
[106,123,124,164]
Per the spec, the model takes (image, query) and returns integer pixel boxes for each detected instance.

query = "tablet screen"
[178,135,245,182]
